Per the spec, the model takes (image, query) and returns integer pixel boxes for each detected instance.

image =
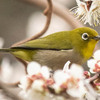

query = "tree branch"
[11,0,52,47]
[16,0,84,29]
[0,80,23,100]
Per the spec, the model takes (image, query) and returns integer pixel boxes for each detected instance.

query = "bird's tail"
[0,48,12,52]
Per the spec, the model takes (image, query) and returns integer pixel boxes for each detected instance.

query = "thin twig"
[83,73,100,99]
[84,79,99,99]
[88,73,100,82]
[16,57,28,74]
[17,0,84,29]
[11,0,52,47]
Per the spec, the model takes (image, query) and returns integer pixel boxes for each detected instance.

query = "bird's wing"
[12,31,73,50]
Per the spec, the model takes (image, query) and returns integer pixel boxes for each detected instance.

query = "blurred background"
[0,0,75,48]
[0,0,100,83]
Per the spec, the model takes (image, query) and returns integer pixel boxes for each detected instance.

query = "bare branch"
[84,79,99,99]
[16,0,84,29]
[11,0,52,47]
[16,57,28,74]
[0,80,23,100]
[88,73,100,82]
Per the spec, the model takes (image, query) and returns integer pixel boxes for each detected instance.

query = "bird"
[0,27,100,70]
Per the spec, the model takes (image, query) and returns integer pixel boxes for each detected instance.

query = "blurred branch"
[11,0,52,47]
[16,57,28,74]
[0,80,23,100]
[17,0,84,29]
[84,79,99,100]
[88,73,100,82]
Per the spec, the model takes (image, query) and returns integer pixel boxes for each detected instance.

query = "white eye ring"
[82,33,89,40]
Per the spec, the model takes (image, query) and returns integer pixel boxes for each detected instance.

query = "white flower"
[27,61,41,75]
[87,50,100,73]
[20,62,51,92]
[52,70,70,93]
[63,61,84,78]
[64,64,86,98]
[41,66,51,79]
[64,63,86,98]
[69,64,84,79]
[27,61,50,79]
[70,0,100,26]
[93,50,100,61]
[19,76,32,91]
[19,76,47,100]
[63,62,84,79]
[52,62,85,97]
[53,70,70,85]
[19,61,86,99]
[32,80,44,92]
[19,62,53,100]
[67,81,86,98]
[87,59,97,73]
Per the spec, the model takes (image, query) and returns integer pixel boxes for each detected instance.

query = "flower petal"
[53,70,70,85]
[94,50,100,61]
[41,66,50,79]
[27,62,41,75]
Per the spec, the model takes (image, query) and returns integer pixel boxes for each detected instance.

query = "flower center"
[85,1,93,11]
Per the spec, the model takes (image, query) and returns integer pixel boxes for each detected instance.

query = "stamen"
[85,1,93,11]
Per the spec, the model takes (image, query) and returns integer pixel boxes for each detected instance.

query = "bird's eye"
[82,33,89,40]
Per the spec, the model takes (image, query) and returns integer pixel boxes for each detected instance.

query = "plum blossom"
[66,64,86,98]
[19,62,54,100]
[27,61,51,79]
[52,70,70,93]
[87,50,100,73]
[19,61,87,100]
[52,63,86,98]
[19,62,52,90]
[70,0,100,26]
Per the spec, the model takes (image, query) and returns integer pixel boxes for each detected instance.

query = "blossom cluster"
[19,62,86,100]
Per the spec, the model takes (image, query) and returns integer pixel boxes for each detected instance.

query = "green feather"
[13,31,73,50]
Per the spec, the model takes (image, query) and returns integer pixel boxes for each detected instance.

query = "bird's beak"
[93,36,100,41]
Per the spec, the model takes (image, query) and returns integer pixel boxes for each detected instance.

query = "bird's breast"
[33,49,84,70]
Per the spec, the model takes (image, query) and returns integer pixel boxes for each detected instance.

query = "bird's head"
[71,27,100,60]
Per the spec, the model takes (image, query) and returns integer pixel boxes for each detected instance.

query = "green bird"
[0,27,100,70]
